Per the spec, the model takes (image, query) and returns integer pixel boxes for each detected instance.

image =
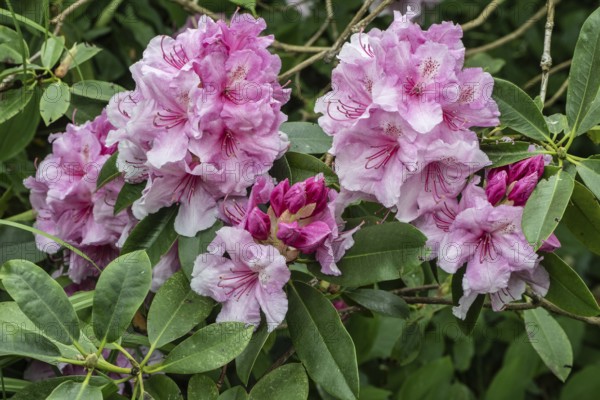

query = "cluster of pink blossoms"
[24,112,131,285]
[24,112,180,291]
[316,12,557,317]
[106,14,290,237]
[191,175,358,331]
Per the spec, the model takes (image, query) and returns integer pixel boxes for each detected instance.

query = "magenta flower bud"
[508,155,545,183]
[277,221,332,254]
[283,182,308,214]
[507,172,538,206]
[539,233,561,252]
[304,175,329,213]
[485,169,508,205]
[269,179,290,217]
[246,207,271,241]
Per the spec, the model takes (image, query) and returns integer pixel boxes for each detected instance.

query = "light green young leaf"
[41,36,65,69]
[40,82,70,126]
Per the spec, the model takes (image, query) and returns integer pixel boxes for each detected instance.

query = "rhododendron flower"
[315,11,498,223]
[191,226,290,331]
[418,180,549,318]
[24,111,133,283]
[220,175,359,276]
[106,14,290,237]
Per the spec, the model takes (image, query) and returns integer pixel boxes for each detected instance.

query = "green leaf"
[178,220,223,279]
[67,93,106,124]
[11,377,109,400]
[47,381,102,400]
[188,375,219,400]
[281,122,333,154]
[157,322,253,374]
[492,78,552,142]
[70,290,95,311]
[66,43,103,70]
[464,52,505,74]
[0,87,34,124]
[543,252,600,317]
[397,357,454,399]
[287,282,359,400]
[391,321,422,366]
[563,181,600,254]
[284,152,338,186]
[96,152,120,189]
[147,271,213,349]
[218,387,248,400]
[70,80,125,102]
[480,141,541,168]
[92,251,152,343]
[121,205,178,265]
[248,364,308,400]
[0,89,39,162]
[236,324,270,385]
[308,222,427,287]
[576,159,600,200]
[0,259,80,344]
[560,364,600,400]
[229,0,256,14]
[545,114,569,135]
[40,82,70,126]
[0,25,26,64]
[0,303,61,362]
[144,375,183,400]
[566,8,600,135]
[114,181,145,215]
[523,308,573,382]
[522,169,574,249]
[345,289,409,318]
[40,36,65,68]
[588,125,600,144]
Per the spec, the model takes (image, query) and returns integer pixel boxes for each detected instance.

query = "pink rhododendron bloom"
[219,175,359,276]
[24,111,134,283]
[106,14,290,237]
[315,11,497,223]
[191,226,290,331]
[419,180,549,318]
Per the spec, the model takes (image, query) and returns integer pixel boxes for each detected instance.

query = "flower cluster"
[191,175,358,330]
[24,111,132,284]
[316,11,499,222]
[106,14,290,237]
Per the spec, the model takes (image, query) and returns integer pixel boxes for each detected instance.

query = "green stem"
[563,128,577,152]
[72,340,88,356]
[112,343,139,367]
[5,209,35,222]
[57,357,87,366]
[142,362,163,374]
[138,342,156,369]
[4,0,27,77]
[96,359,132,375]
[76,371,93,400]
[137,374,145,400]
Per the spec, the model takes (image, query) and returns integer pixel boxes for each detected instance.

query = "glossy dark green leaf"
[96,152,119,189]
[543,252,600,316]
[563,181,600,254]
[121,205,178,265]
[559,364,600,400]
[566,7,600,135]
[285,152,338,186]
[188,375,219,400]
[236,323,270,385]
[0,259,79,344]
[397,357,454,399]
[92,251,152,343]
[114,181,145,215]
[0,90,39,162]
[492,78,552,142]
[308,222,427,287]
[157,322,253,374]
[391,321,422,366]
[522,169,574,249]
[576,159,600,200]
[287,282,359,400]
[147,271,213,349]
[40,81,70,126]
[523,308,573,382]
[10,376,110,400]
[144,375,183,400]
[480,141,541,168]
[218,387,248,400]
[282,122,333,154]
[0,86,34,124]
[46,381,102,400]
[248,364,308,400]
[178,220,223,279]
[345,289,409,318]
[70,80,125,102]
